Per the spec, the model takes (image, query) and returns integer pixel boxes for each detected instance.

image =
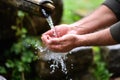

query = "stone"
[35,47,94,80]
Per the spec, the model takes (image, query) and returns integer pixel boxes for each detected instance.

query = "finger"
[48,44,70,53]
[41,35,51,44]
[48,44,64,52]
[48,38,62,45]
[42,29,56,37]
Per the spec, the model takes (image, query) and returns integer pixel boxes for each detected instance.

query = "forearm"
[70,5,117,34]
[77,28,117,47]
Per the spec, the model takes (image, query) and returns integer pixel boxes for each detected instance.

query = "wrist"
[69,20,96,35]
[77,28,117,47]
[68,24,78,34]
[69,23,86,35]
[74,35,87,47]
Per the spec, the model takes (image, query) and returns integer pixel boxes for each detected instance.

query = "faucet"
[1,0,55,17]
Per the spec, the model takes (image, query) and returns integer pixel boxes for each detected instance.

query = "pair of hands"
[41,5,119,52]
[41,24,83,52]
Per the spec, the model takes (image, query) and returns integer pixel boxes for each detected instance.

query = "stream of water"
[36,9,68,74]
[41,9,58,37]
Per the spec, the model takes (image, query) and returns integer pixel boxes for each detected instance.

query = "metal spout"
[1,0,55,17]
[26,0,55,11]
[42,3,55,12]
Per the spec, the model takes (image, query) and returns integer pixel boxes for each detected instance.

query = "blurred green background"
[62,0,104,23]
[62,1,111,80]
[1,0,111,80]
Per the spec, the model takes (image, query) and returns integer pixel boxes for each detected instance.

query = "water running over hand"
[37,9,68,74]
[41,9,57,37]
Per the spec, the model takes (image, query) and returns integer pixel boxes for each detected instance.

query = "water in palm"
[37,9,68,74]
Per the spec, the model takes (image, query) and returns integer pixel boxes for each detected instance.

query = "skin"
[41,5,118,52]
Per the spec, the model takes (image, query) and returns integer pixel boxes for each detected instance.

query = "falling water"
[41,9,58,37]
[35,43,68,74]
[36,9,68,74]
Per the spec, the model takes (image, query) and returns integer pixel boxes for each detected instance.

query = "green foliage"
[62,0,81,23]
[0,1,111,80]
[62,0,104,23]
[62,1,111,79]
[92,47,111,80]
[7,35,41,80]
[0,66,7,74]
[0,11,41,80]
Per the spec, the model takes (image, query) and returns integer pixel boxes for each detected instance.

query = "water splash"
[36,45,68,74]
[37,8,68,74]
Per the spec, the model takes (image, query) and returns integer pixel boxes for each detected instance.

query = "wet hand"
[41,34,79,52]
[41,24,78,52]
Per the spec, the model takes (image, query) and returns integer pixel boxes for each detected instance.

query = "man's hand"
[41,5,118,52]
[41,24,78,52]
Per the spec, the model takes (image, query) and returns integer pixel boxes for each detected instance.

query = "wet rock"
[93,45,120,79]
[35,47,94,80]
[106,45,120,78]
[35,45,120,80]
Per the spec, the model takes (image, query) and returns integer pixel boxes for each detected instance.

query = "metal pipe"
[1,0,55,17]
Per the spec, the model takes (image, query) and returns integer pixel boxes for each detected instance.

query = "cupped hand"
[41,24,78,52]
[41,34,79,52]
